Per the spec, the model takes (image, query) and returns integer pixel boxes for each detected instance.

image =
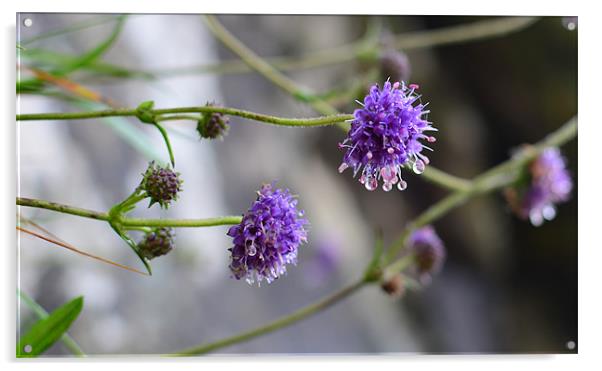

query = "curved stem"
[153,122,176,167]
[17,106,352,127]
[203,15,338,116]
[172,278,366,356]
[17,197,242,228]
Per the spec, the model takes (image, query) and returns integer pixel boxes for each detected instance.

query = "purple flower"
[227,183,308,285]
[407,225,446,284]
[338,81,436,191]
[506,147,573,226]
[304,236,341,287]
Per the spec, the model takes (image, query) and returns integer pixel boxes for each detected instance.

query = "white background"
[2,0,600,369]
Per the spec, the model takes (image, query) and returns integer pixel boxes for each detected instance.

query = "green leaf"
[109,222,153,276]
[17,296,84,357]
[20,48,154,80]
[363,229,384,282]
[20,14,125,46]
[56,15,127,76]
[18,15,129,95]
[18,290,86,356]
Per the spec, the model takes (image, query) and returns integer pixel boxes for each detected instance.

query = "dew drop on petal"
[383,182,393,192]
[397,180,408,191]
[529,211,544,227]
[247,245,257,256]
[359,174,366,184]
[413,159,425,174]
[542,205,557,221]
[365,177,378,191]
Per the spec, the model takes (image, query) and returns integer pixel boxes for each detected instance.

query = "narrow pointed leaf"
[17,296,84,357]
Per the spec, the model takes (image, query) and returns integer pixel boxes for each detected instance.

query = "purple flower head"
[140,161,183,209]
[138,227,175,260]
[197,103,230,140]
[227,183,308,285]
[508,147,573,226]
[338,81,436,192]
[407,225,445,284]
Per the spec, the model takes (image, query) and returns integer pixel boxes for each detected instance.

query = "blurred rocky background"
[17,14,577,354]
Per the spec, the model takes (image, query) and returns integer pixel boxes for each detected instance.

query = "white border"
[3,1,600,370]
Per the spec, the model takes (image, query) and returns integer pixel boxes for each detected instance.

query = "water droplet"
[397,180,407,191]
[338,163,349,173]
[542,205,557,221]
[247,245,257,256]
[383,183,393,192]
[529,211,544,227]
[359,174,366,184]
[365,177,377,191]
[413,160,425,174]
[366,151,373,160]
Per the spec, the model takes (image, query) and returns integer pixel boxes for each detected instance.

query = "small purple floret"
[338,81,436,191]
[520,148,573,226]
[227,183,308,285]
[408,225,446,284]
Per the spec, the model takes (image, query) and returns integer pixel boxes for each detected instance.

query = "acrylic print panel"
[16,13,577,356]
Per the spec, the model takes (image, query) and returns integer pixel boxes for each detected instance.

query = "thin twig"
[17,226,148,276]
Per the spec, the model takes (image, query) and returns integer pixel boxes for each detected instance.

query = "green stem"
[17,197,110,221]
[17,197,242,228]
[122,216,242,228]
[417,166,473,192]
[156,114,202,122]
[384,253,416,278]
[392,16,538,51]
[18,290,86,357]
[203,15,339,116]
[172,278,366,356]
[153,122,176,167]
[17,106,352,127]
